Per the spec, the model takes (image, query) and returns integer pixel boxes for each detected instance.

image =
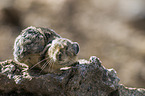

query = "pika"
[13,26,79,73]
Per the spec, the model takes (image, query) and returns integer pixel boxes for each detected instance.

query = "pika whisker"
[40,61,48,70]
[29,57,50,70]
[48,59,54,72]
[39,59,53,74]
[39,61,49,74]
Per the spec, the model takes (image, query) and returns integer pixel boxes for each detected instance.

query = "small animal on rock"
[13,26,79,73]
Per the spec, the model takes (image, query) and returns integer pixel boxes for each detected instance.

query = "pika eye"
[58,53,62,61]
[66,47,68,50]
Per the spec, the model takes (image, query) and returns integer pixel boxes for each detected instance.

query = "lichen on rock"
[0,60,32,84]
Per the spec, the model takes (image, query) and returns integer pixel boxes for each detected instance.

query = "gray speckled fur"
[13,26,61,66]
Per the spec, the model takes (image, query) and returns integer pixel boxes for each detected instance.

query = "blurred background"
[0,0,145,88]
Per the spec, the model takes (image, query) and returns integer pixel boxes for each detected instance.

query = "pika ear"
[72,42,79,55]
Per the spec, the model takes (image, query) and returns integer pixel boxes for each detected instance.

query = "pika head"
[43,38,79,73]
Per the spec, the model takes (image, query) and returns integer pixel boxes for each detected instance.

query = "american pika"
[13,26,79,73]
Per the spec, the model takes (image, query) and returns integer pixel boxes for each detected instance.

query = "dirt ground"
[0,0,145,88]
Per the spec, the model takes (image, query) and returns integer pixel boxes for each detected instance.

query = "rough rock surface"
[0,56,145,96]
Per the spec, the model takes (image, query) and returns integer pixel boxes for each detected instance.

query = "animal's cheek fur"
[48,48,60,62]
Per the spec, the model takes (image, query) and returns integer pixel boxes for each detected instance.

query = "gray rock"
[0,56,144,96]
